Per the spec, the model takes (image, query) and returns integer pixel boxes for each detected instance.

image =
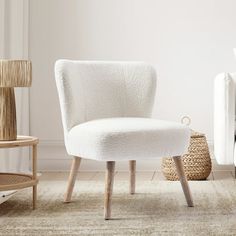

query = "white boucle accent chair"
[55,60,193,220]
[214,72,236,175]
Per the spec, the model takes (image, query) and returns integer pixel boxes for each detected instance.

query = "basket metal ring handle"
[181,116,191,126]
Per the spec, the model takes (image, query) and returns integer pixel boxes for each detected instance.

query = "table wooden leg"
[33,185,37,209]
[32,144,37,209]
[129,160,136,194]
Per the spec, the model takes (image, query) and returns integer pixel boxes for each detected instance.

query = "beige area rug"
[0,179,236,236]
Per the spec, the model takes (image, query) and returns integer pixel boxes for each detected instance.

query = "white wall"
[29,0,236,171]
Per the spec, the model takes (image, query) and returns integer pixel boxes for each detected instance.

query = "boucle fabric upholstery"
[67,118,190,161]
[55,60,190,161]
[55,60,156,132]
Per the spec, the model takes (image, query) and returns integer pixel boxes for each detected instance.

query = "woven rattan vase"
[162,131,212,180]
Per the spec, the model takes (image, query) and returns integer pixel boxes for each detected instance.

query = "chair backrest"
[55,60,157,135]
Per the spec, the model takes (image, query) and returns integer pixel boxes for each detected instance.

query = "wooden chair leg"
[129,160,136,194]
[64,156,81,203]
[104,161,115,220]
[173,156,194,207]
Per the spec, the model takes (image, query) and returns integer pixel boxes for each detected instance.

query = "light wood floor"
[39,170,235,181]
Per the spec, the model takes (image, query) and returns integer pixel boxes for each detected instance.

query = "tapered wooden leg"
[173,156,194,207]
[32,144,37,209]
[129,160,136,194]
[64,156,81,203]
[104,161,115,220]
[235,166,236,179]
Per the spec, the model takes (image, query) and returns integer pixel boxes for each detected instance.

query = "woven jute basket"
[162,117,212,180]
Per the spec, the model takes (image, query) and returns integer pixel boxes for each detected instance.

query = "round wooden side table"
[0,136,39,209]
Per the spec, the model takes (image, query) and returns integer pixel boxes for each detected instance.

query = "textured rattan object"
[162,131,212,180]
[0,60,32,141]
[0,173,32,186]
[0,173,31,185]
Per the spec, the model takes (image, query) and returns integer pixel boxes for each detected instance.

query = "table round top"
[0,135,38,148]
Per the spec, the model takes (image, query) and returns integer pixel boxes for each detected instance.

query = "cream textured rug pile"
[0,179,236,235]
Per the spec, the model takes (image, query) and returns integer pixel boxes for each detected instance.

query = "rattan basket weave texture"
[162,131,212,180]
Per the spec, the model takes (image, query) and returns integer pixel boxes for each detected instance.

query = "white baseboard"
[38,140,235,172]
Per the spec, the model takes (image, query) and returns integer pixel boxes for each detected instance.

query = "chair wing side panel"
[214,73,235,165]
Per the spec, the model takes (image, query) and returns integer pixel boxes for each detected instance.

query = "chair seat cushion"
[66,118,191,161]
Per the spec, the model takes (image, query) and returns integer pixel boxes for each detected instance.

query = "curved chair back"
[55,60,156,135]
